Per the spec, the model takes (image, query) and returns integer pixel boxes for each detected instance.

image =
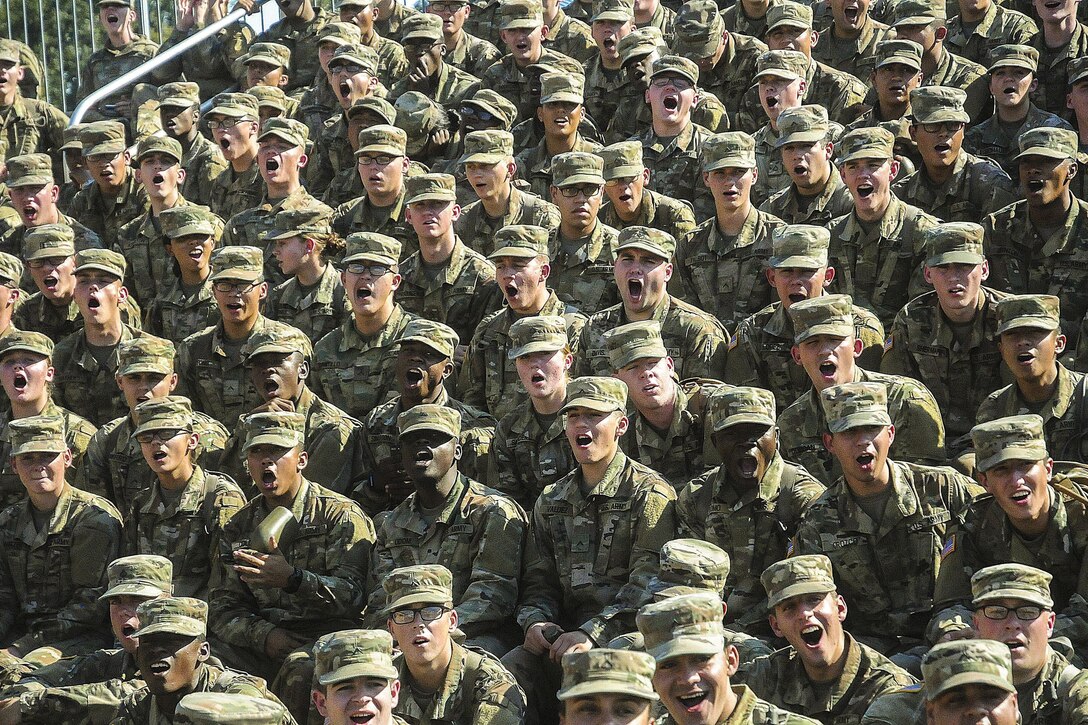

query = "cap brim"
[562,396,623,414]
[926,252,984,267]
[243,54,283,66]
[973,588,1053,608]
[133,420,190,438]
[766,581,835,610]
[559,680,658,701]
[911,110,971,124]
[610,345,668,371]
[119,362,172,377]
[541,91,583,105]
[242,433,302,452]
[343,252,398,266]
[12,441,68,456]
[210,268,263,282]
[555,173,605,187]
[7,175,54,188]
[25,247,74,261]
[136,150,182,164]
[463,153,508,165]
[508,340,565,359]
[489,246,542,259]
[775,131,826,148]
[501,19,542,29]
[257,129,303,146]
[704,156,756,171]
[74,263,123,279]
[996,316,1060,335]
[0,344,51,359]
[766,18,810,31]
[676,38,718,58]
[208,106,252,118]
[357,144,405,157]
[615,241,670,259]
[318,663,399,686]
[406,193,457,205]
[398,421,458,438]
[398,335,451,358]
[99,582,166,600]
[769,254,826,268]
[892,14,937,26]
[1013,146,1073,161]
[159,98,196,108]
[876,57,921,70]
[838,149,893,164]
[794,323,853,343]
[593,10,633,21]
[828,411,893,434]
[650,70,698,85]
[928,672,1015,701]
[245,343,302,359]
[1070,71,1088,86]
[85,142,127,156]
[647,634,725,663]
[132,622,206,638]
[604,164,643,180]
[714,412,775,432]
[383,591,453,615]
[753,69,801,82]
[976,442,1049,472]
[168,223,216,238]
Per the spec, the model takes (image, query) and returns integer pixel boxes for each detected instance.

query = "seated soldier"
[598,141,696,239]
[83,336,228,518]
[211,413,374,721]
[204,94,265,222]
[321,98,402,209]
[515,74,600,199]
[737,555,917,722]
[382,565,525,724]
[156,82,228,210]
[394,94,465,183]
[366,405,525,655]
[0,415,122,658]
[57,126,89,215]
[677,386,824,636]
[114,598,289,724]
[357,320,495,516]
[750,51,810,206]
[70,122,149,245]
[557,649,657,725]
[0,254,20,341]
[310,630,404,725]
[847,40,924,129]
[921,640,1019,725]
[390,14,481,105]
[605,320,717,487]
[0,153,100,262]
[793,382,980,656]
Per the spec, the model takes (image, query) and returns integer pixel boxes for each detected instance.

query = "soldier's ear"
[297,450,309,471]
[821,431,833,453]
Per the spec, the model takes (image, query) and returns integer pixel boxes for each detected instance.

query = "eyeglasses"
[605,175,639,187]
[390,606,450,625]
[979,604,1045,621]
[27,256,69,269]
[558,184,602,198]
[207,117,254,130]
[650,76,693,90]
[428,1,464,10]
[357,154,401,167]
[918,121,965,134]
[135,428,189,444]
[330,62,367,75]
[345,262,393,277]
[459,106,496,122]
[212,279,262,294]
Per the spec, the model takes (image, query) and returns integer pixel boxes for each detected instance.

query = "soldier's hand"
[251,398,295,414]
[264,628,309,660]
[232,538,294,589]
[431,128,451,147]
[234,0,256,12]
[454,344,467,366]
[550,631,592,662]
[523,622,557,655]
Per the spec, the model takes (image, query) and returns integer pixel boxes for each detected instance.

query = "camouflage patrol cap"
[970,414,1048,472]
[926,605,973,644]
[707,385,776,431]
[257,117,308,149]
[753,50,809,82]
[552,151,605,187]
[540,72,584,105]
[347,96,397,125]
[397,404,462,438]
[761,554,836,609]
[769,224,830,269]
[242,411,306,452]
[559,649,658,701]
[100,554,173,600]
[922,640,1015,700]
[60,124,85,152]
[0,39,20,64]
[157,81,201,108]
[774,105,831,148]
[400,318,459,359]
[80,121,127,156]
[636,592,725,662]
[9,415,67,456]
[405,173,457,205]
[356,124,407,157]
[383,564,454,612]
[247,85,289,113]
[132,597,208,639]
[339,0,375,8]
[243,42,291,68]
[890,0,945,26]
[462,91,519,130]
[160,205,222,240]
[117,334,176,376]
[264,206,333,241]
[675,0,725,59]
[989,44,1038,72]
[592,0,634,23]
[615,226,675,260]
[702,131,756,171]
[134,134,183,164]
[6,153,53,187]
[396,93,446,154]
[875,39,922,70]
[910,86,970,125]
[462,130,515,164]
[788,294,854,343]
[995,294,1060,335]
[765,1,812,31]
[971,563,1054,608]
[0,330,53,360]
[343,232,401,266]
[650,55,699,85]
[653,539,730,593]
[210,246,264,282]
[1070,55,1088,85]
[924,222,985,267]
[314,629,399,685]
[401,12,444,42]
[175,693,288,725]
[0,252,21,287]
[618,27,668,65]
[242,326,314,361]
[96,0,132,7]
[562,375,628,413]
[133,396,195,437]
[508,315,569,358]
[836,127,894,163]
[74,248,126,280]
[820,381,892,433]
[208,92,260,119]
[318,20,363,47]
[604,320,668,370]
[499,0,544,29]
[23,224,73,261]
[490,224,551,259]
[1014,126,1079,161]
[600,141,643,180]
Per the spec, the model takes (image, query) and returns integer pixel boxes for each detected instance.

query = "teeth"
[803,625,819,633]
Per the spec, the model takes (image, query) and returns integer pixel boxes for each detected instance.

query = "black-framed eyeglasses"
[357,154,401,167]
[605,175,639,187]
[979,604,1045,621]
[390,606,450,624]
[212,279,262,294]
[345,262,393,277]
[135,428,190,444]
[918,121,965,134]
[428,1,465,10]
[650,75,693,90]
[208,117,254,130]
[330,62,367,75]
[558,184,602,198]
[26,256,70,270]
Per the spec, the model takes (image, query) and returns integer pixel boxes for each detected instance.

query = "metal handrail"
[68,0,265,126]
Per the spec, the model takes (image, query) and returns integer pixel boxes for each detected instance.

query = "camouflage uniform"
[75,34,158,126]
[675,5,766,120]
[332,191,416,258]
[634,108,715,219]
[945,5,1037,67]
[70,123,150,243]
[264,263,350,345]
[376,0,420,41]
[635,1,675,45]
[252,6,335,94]
[478,49,584,124]
[516,133,602,202]
[444,30,503,79]
[541,8,596,62]
[1030,22,1088,117]
[207,164,265,224]
[598,142,697,238]
[491,401,577,512]
[0,59,68,181]
[812,14,891,81]
[154,83,231,208]
[388,59,481,108]
[964,103,1073,177]
[223,189,332,286]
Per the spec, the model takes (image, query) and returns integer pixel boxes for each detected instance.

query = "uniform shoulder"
[67,486,123,522]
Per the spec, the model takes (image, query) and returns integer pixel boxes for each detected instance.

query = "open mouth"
[1043,0,1060,8]
[356,287,373,301]
[516,41,529,52]
[505,284,518,298]
[792,164,808,176]
[412,634,429,646]
[152,450,168,462]
[188,248,203,261]
[934,142,951,154]
[22,205,37,222]
[122,624,137,637]
[261,470,276,487]
[349,713,375,724]
[628,278,644,300]
[42,274,58,291]
[603,37,616,51]
[88,297,101,310]
[788,292,807,304]
[619,191,633,203]
[12,371,27,391]
[339,81,351,98]
[1003,85,1017,95]
[1027,179,1045,192]
[946,284,965,297]
[263,379,280,395]
[818,361,836,377]
[413,449,434,464]
[1010,488,1031,503]
[107,12,119,22]
[405,368,424,385]
[843,6,859,21]
[662,94,679,112]
[575,433,592,446]
[676,692,709,711]
[225,302,244,312]
[856,183,874,199]
[531,371,546,384]
[800,625,823,646]
[765,96,779,108]
[265,158,280,172]
[888,84,904,94]
[1017,352,1035,364]
[147,660,170,676]
[856,452,874,467]
[735,453,759,477]
[152,172,165,185]
[219,137,231,151]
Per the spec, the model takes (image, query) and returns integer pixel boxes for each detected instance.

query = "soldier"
[632,0,674,44]
[582,0,634,130]
[50,250,141,427]
[429,0,503,78]
[827,127,938,327]
[376,0,420,42]
[516,75,601,199]
[297,22,361,140]
[847,40,924,130]
[157,82,228,210]
[175,693,289,724]
[74,0,157,128]
[557,649,656,725]
[395,93,460,172]
[152,0,252,103]
[750,51,810,206]
[812,0,891,81]
[636,591,821,725]
[727,224,884,412]
[144,206,223,345]
[457,130,561,257]
[310,630,402,725]
[460,225,585,420]
[676,385,825,635]
[0,40,66,179]
[69,122,149,245]
[211,411,374,721]
[502,376,676,725]
[793,382,979,653]
[777,294,947,484]
[241,43,294,98]
[251,0,333,95]
[1029,0,1088,118]
[881,223,1009,457]
[310,234,415,420]
[56,126,90,215]
[599,141,697,238]
[205,94,265,222]
[388,14,480,106]
[0,254,19,341]
[919,640,1019,725]
[0,415,121,658]
[342,0,410,90]
[0,332,97,509]
[1,154,100,262]
[396,173,502,343]
[491,316,579,510]
[321,98,400,209]
[115,597,290,723]
[722,0,770,37]
[673,132,785,328]
[761,106,854,225]
[738,555,917,722]
[540,0,596,62]
[946,0,1036,67]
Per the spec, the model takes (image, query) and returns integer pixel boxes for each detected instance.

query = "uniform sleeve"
[682,317,728,381]
[453,496,528,638]
[674,477,705,540]
[888,380,947,465]
[470,662,527,725]
[457,325,490,411]
[723,320,764,388]
[515,500,564,632]
[879,312,916,379]
[209,514,280,653]
[291,503,374,620]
